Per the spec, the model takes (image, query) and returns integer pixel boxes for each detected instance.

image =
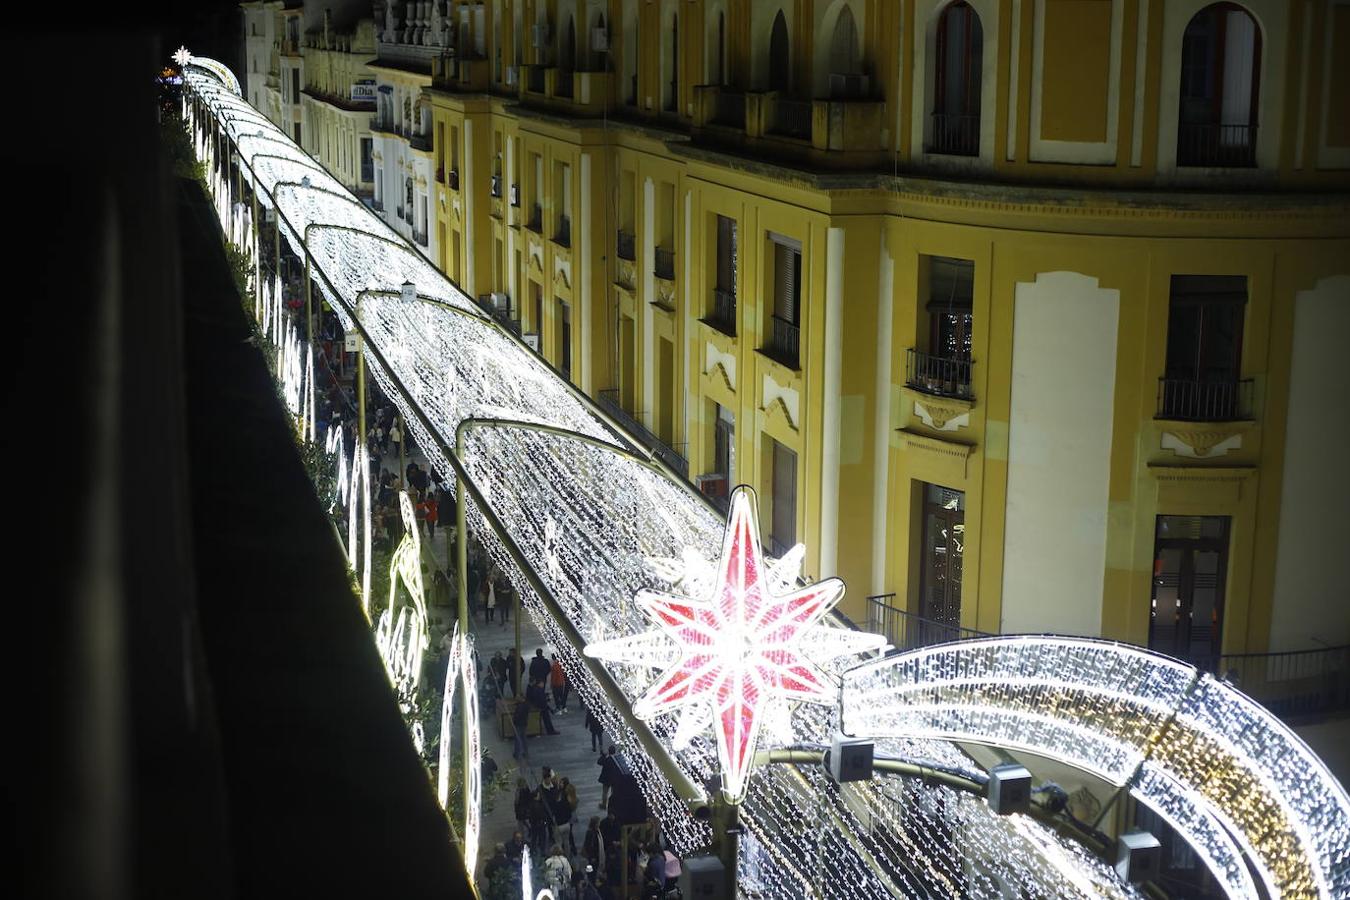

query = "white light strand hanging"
[435,626,482,884]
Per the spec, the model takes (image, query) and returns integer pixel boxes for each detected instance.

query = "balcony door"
[931,1,983,155]
[1178,3,1261,166]
[918,483,964,634]
[1150,515,1229,669]
[769,438,796,555]
[1163,275,1246,419]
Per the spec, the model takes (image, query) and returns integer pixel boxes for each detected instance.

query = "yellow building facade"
[373,0,1350,664]
[300,13,378,197]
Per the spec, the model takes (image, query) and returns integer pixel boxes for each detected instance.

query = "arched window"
[769,10,790,92]
[827,5,862,97]
[1177,3,1261,167]
[930,1,983,156]
[561,15,576,73]
[665,13,679,112]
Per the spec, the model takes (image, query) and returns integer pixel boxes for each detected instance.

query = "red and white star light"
[585,486,884,803]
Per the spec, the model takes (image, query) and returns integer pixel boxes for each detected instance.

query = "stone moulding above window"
[902,384,975,432]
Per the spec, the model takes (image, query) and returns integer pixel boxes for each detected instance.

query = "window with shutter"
[773,240,800,324]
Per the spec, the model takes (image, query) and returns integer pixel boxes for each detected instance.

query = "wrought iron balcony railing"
[654,247,675,280]
[413,228,428,247]
[616,229,636,261]
[905,348,973,400]
[490,174,502,198]
[1177,122,1258,168]
[448,168,460,191]
[526,202,543,233]
[928,112,980,156]
[1156,377,1254,421]
[770,98,812,140]
[708,289,736,336]
[712,91,746,129]
[866,594,993,653]
[765,315,800,369]
[553,214,571,248]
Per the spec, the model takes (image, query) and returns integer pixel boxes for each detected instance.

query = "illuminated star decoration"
[585,485,883,803]
[173,46,192,68]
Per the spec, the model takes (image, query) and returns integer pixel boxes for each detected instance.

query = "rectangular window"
[711,215,738,335]
[714,403,735,483]
[291,68,300,103]
[360,138,373,182]
[769,438,797,554]
[1162,275,1248,419]
[766,235,801,368]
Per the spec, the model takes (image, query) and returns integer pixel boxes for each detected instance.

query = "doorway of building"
[1149,515,1230,668]
[918,483,964,643]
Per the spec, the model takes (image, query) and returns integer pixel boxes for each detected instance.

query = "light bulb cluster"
[184,63,1350,900]
[841,636,1350,900]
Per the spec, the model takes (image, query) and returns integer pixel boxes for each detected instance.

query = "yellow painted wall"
[1039,0,1113,143]
[366,0,1350,651]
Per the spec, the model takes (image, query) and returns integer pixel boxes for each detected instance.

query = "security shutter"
[772,239,800,324]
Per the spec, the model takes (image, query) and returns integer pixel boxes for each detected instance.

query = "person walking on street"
[584,702,605,752]
[527,676,559,735]
[560,776,579,854]
[543,845,572,898]
[389,417,402,460]
[511,696,531,761]
[583,816,603,872]
[549,654,569,713]
[498,576,513,626]
[514,777,533,837]
[484,573,498,623]
[527,786,552,857]
[421,492,438,538]
[529,648,552,686]
[597,746,620,809]
[491,651,509,697]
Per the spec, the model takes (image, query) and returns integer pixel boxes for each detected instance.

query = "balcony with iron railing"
[526,202,543,233]
[526,65,546,95]
[490,174,502,198]
[1156,377,1254,422]
[654,247,676,281]
[706,289,736,336]
[555,70,574,99]
[413,228,428,247]
[597,389,689,479]
[553,214,571,248]
[764,315,800,369]
[866,594,993,653]
[905,348,973,400]
[616,229,636,262]
[408,130,433,152]
[712,91,746,129]
[770,98,813,140]
[928,112,980,156]
[1177,122,1258,168]
[448,168,460,191]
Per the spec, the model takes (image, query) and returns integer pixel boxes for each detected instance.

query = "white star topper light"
[173,46,192,68]
[584,486,884,803]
